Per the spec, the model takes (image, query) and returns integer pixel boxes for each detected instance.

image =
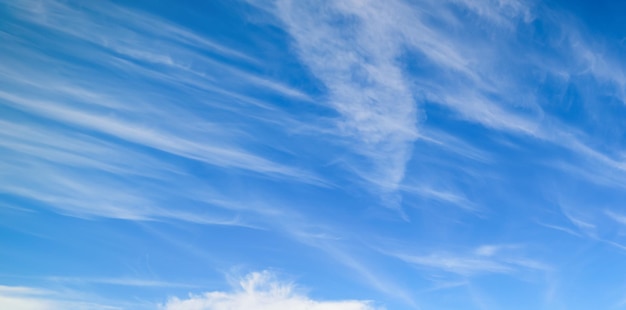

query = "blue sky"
[3,0,626,309]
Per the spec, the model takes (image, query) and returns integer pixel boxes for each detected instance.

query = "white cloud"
[382,244,549,277]
[0,0,335,224]
[255,0,626,209]
[160,271,380,310]
[395,253,512,276]
[3,0,323,184]
[253,0,547,204]
[265,0,420,203]
[42,277,201,289]
[0,285,118,310]
[8,0,312,101]
[0,90,320,184]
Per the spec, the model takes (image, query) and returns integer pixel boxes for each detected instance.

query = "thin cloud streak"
[1,89,317,181]
[378,244,550,278]
[44,277,201,289]
[0,0,334,223]
[6,0,311,101]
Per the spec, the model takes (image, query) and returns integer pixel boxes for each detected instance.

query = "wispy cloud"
[6,0,626,309]
[261,0,420,206]
[0,285,120,310]
[401,184,480,213]
[0,89,319,182]
[0,0,331,223]
[8,0,313,102]
[44,277,200,289]
[604,209,626,226]
[251,0,626,212]
[381,244,550,277]
[551,195,626,252]
[222,197,418,305]
[554,196,598,237]
[415,128,493,163]
[397,253,513,276]
[7,0,253,63]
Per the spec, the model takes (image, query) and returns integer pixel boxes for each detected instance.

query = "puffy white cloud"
[160,271,380,310]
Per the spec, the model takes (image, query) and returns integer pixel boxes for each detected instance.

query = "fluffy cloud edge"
[159,271,382,310]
